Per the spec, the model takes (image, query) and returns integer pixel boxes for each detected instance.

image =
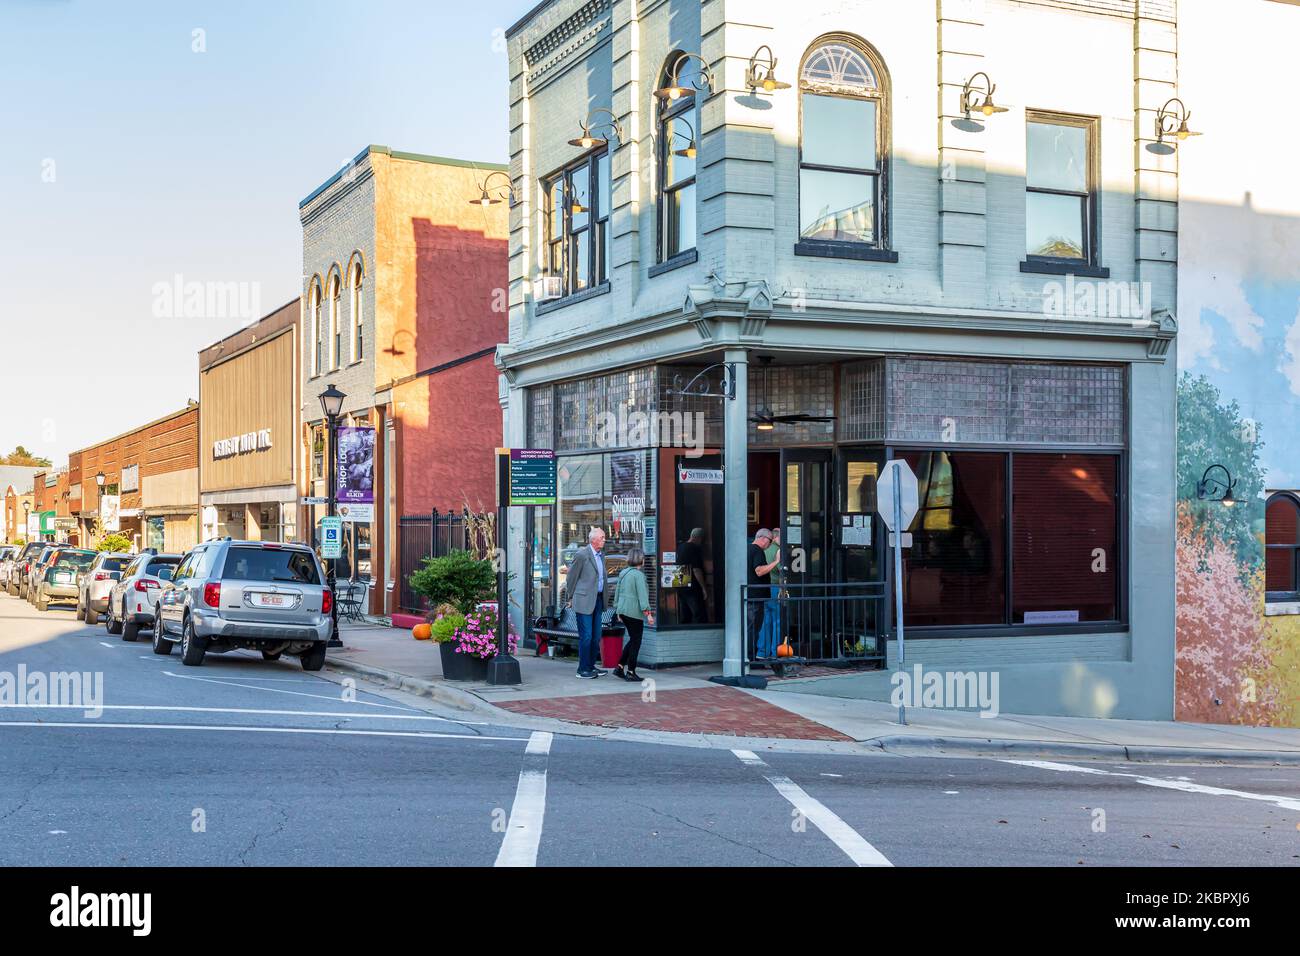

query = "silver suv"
[153,539,332,670]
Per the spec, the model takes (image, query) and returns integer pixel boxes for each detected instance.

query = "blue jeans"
[757,586,781,658]
[576,593,604,673]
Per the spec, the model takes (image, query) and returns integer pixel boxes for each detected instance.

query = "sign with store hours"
[507,448,556,506]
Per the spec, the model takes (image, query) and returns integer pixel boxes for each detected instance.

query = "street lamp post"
[319,385,346,648]
[95,472,105,547]
[22,501,30,542]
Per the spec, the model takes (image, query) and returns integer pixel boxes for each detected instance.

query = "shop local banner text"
[337,427,375,505]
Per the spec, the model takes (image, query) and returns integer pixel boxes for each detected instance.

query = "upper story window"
[308,277,323,377]
[1266,493,1300,602]
[541,150,609,299]
[349,257,364,363]
[798,38,890,251]
[328,270,342,370]
[657,52,699,263]
[1025,113,1099,266]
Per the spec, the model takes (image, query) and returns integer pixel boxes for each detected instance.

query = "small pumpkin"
[412,623,433,641]
[776,642,794,658]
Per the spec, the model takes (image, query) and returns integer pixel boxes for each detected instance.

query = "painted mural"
[1175,240,1300,728]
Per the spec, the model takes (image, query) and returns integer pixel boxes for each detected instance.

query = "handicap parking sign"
[320,516,343,560]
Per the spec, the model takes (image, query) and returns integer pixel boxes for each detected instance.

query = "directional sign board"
[319,516,343,560]
[507,448,557,506]
[876,459,919,532]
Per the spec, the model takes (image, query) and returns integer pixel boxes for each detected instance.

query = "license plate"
[252,593,290,608]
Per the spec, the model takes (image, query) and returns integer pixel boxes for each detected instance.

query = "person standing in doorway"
[678,527,708,623]
[566,526,609,679]
[613,547,653,681]
[758,527,783,657]
[748,529,779,658]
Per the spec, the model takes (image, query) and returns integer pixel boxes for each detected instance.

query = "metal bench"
[531,606,623,657]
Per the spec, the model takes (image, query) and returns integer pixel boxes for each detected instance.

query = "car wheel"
[75,600,85,622]
[36,592,49,612]
[261,650,283,661]
[151,616,173,655]
[86,605,98,626]
[299,642,327,672]
[180,616,206,666]
[105,602,122,634]
[122,618,140,642]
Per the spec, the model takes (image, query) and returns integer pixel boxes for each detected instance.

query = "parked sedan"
[10,542,49,598]
[0,545,17,589]
[34,548,96,611]
[105,551,180,641]
[76,551,134,625]
[27,546,63,604]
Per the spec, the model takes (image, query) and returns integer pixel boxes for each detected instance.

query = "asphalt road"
[1,590,1298,867]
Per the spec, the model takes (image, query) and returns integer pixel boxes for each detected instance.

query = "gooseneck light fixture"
[567,107,625,150]
[468,170,517,208]
[1196,463,1237,507]
[671,115,698,159]
[1155,97,1201,148]
[745,45,790,92]
[654,51,715,102]
[960,72,1009,121]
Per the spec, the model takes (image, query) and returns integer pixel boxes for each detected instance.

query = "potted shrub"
[430,604,517,681]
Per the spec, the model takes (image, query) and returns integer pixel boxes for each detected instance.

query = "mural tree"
[1176,372,1266,569]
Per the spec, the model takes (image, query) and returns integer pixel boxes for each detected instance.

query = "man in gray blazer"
[567,526,608,678]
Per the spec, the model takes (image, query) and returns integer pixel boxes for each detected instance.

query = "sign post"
[877,459,919,726]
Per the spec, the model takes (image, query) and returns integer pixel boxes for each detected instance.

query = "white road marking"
[496,731,553,868]
[0,703,489,724]
[733,750,892,867]
[0,720,522,742]
[162,670,413,711]
[943,790,960,794]
[1003,759,1300,813]
[97,642,114,649]
[820,773,843,778]
[49,830,66,835]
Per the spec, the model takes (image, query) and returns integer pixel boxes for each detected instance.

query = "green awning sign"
[39,511,56,534]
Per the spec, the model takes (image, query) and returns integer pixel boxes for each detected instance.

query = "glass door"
[780,449,831,657]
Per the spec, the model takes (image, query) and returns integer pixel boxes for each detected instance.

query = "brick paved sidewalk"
[496,685,853,741]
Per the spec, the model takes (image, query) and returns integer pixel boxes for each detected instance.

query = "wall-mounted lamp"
[468,170,517,208]
[960,72,1008,121]
[745,45,791,93]
[1196,463,1237,507]
[1154,97,1201,150]
[671,115,698,159]
[567,107,624,150]
[655,52,715,102]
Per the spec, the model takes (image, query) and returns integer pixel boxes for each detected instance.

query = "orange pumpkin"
[412,623,433,641]
[776,642,793,658]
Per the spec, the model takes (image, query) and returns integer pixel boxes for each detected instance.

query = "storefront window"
[901,451,1007,627]
[556,454,608,605]
[659,450,723,627]
[146,517,165,551]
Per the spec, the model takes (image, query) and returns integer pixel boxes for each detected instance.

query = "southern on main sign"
[876,458,919,532]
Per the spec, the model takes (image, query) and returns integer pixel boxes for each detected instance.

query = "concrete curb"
[324,657,489,714]
[326,656,1300,765]
[870,734,1300,766]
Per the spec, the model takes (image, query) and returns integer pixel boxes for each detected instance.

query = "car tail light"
[321,589,332,615]
[203,582,221,608]
[94,571,111,581]
[135,579,160,592]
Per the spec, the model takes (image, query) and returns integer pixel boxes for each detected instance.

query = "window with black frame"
[1265,493,1300,601]
[657,52,698,262]
[1025,113,1099,266]
[542,151,610,299]
[797,37,889,252]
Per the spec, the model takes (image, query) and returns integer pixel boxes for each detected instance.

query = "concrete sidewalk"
[326,621,1300,764]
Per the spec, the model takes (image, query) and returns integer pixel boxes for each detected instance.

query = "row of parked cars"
[0,538,332,670]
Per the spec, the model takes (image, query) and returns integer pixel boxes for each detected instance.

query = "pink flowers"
[450,607,519,660]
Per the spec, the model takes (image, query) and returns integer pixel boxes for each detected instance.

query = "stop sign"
[876,459,919,532]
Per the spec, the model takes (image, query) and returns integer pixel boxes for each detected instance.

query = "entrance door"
[779,449,831,657]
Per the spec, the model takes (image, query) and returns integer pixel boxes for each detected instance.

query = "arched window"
[328,270,342,370]
[349,257,364,362]
[307,277,323,377]
[1265,493,1300,600]
[798,36,889,250]
[657,51,699,263]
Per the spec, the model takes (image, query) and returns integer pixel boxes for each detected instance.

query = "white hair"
[588,527,605,542]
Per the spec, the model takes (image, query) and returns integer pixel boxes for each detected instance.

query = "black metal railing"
[397,509,472,615]
[742,581,888,671]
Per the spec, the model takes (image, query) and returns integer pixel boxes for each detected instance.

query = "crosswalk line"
[496,731,553,867]
[733,749,892,867]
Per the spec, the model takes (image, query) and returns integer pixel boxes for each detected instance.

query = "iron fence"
[397,509,473,615]
[742,581,888,674]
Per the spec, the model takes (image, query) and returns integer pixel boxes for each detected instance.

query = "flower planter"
[438,641,491,682]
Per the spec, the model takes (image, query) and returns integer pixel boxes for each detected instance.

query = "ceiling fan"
[749,355,837,431]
